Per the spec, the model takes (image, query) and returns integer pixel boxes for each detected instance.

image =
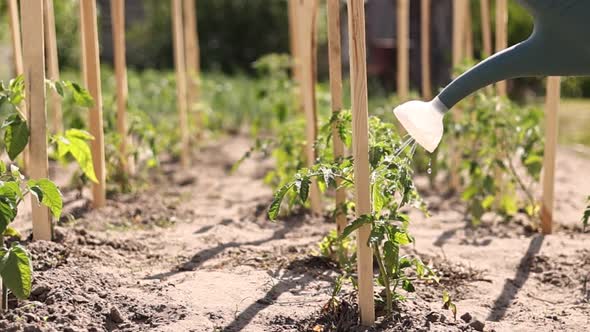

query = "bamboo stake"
[495,0,508,96]
[8,0,23,76]
[326,0,346,234]
[111,0,131,175]
[420,0,432,100]
[183,0,201,138]
[541,77,560,235]
[397,0,410,101]
[295,0,322,215]
[21,0,52,240]
[480,0,492,57]
[347,0,375,325]
[172,0,191,168]
[44,0,62,135]
[80,0,107,208]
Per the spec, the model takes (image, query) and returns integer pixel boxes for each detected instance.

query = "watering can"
[394,0,590,152]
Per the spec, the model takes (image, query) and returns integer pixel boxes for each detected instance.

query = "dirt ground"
[1,136,588,332]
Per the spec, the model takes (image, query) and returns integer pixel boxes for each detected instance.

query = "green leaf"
[27,179,63,218]
[394,231,412,245]
[65,128,94,141]
[0,181,23,200]
[500,193,518,216]
[54,80,65,97]
[383,241,399,275]
[340,215,373,239]
[372,181,385,214]
[268,183,294,221]
[3,226,21,239]
[3,114,29,161]
[297,177,310,202]
[29,186,44,204]
[0,243,33,299]
[442,290,451,304]
[482,195,495,209]
[55,130,98,183]
[402,279,415,292]
[0,195,18,235]
[64,81,94,107]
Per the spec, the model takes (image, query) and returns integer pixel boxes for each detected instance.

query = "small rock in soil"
[460,312,473,323]
[31,284,51,297]
[426,311,441,322]
[469,319,486,331]
[109,306,125,324]
[23,324,42,332]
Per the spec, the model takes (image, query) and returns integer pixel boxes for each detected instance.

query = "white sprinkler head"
[393,97,447,153]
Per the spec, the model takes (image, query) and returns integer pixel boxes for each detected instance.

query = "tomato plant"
[434,81,544,226]
[0,77,70,310]
[268,113,436,317]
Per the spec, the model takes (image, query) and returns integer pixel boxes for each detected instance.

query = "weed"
[583,196,590,231]
[442,290,457,320]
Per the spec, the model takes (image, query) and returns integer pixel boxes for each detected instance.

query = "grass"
[558,98,590,148]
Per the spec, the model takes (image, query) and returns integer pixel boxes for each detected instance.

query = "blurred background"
[0,0,588,147]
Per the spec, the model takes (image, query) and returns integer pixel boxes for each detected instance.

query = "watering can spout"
[393,98,446,153]
[394,0,590,153]
[395,36,541,153]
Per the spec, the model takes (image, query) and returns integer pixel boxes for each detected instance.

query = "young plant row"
[235,53,590,320]
[0,76,96,310]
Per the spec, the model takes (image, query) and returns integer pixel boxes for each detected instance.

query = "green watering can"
[394,0,590,152]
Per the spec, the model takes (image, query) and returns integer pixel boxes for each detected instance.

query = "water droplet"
[427,158,432,175]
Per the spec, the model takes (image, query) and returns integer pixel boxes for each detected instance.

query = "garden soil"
[1,136,588,332]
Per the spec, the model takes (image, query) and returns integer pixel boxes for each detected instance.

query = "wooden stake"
[183,0,201,138]
[44,0,62,135]
[452,0,466,70]
[295,0,321,215]
[111,0,131,175]
[450,0,466,191]
[326,0,346,234]
[541,77,560,235]
[397,0,410,101]
[80,0,107,208]
[21,0,52,241]
[495,0,508,96]
[8,0,23,76]
[8,0,29,172]
[464,1,474,60]
[480,0,492,57]
[347,0,375,325]
[171,0,191,168]
[288,0,301,84]
[420,0,432,100]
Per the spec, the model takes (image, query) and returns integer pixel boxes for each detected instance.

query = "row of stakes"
[6,0,560,326]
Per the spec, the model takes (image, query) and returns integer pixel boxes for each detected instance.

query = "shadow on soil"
[144,214,307,280]
[487,235,545,321]
[222,256,337,332]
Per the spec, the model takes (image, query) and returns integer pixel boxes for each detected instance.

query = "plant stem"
[503,149,537,216]
[374,245,393,316]
[0,237,6,312]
